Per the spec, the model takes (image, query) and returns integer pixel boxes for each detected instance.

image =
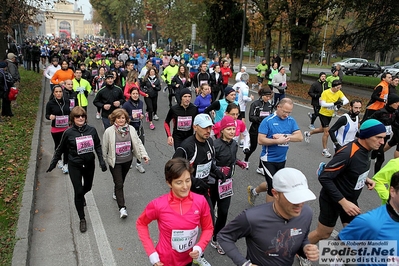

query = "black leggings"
[109,160,132,209]
[68,160,95,220]
[168,85,175,107]
[51,131,68,164]
[210,182,231,240]
[144,95,158,121]
[244,133,258,162]
[310,105,321,125]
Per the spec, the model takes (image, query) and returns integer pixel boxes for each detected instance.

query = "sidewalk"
[12,79,84,266]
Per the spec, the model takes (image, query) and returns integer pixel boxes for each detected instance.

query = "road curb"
[12,77,46,266]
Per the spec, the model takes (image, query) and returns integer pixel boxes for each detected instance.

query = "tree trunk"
[290,56,305,82]
[0,32,8,60]
[264,26,272,67]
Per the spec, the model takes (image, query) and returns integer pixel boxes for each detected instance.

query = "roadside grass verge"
[0,69,42,265]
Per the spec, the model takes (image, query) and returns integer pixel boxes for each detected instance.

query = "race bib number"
[77,87,85,94]
[69,99,75,110]
[177,116,192,131]
[354,170,370,190]
[91,69,98,76]
[386,125,392,135]
[171,227,198,253]
[195,161,211,179]
[55,115,69,128]
[200,80,208,85]
[218,178,233,199]
[260,71,266,77]
[259,111,270,117]
[115,141,131,157]
[76,135,94,155]
[131,109,142,122]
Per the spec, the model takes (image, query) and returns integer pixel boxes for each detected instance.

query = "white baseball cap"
[273,168,316,204]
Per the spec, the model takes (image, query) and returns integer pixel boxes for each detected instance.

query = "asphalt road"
[26,77,389,266]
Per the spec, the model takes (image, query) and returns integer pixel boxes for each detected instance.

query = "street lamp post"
[320,8,330,66]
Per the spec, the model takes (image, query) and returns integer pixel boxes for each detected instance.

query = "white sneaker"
[96,112,101,119]
[57,160,63,169]
[112,192,116,200]
[304,131,311,143]
[136,163,145,173]
[153,114,159,121]
[193,256,211,266]
[308,112,313,120]
[322,149,332,158]
[239,139,244,148]
[62,164,68,174]
[308,124,315,130]
[119,207,128,219]
[256,168,264,175]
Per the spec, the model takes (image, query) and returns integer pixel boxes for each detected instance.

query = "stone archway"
[59,21,71,38]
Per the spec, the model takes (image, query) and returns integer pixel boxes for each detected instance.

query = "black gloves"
[334,100,343,106]
[215,169,227,183]
[46,162,57,173]
[279,83,282,86]
[100,162,107,172]
[243,148,250,155]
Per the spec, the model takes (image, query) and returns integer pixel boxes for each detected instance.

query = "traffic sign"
[131,33,135,38]
[168,38,172,43]
[146,24,153,31]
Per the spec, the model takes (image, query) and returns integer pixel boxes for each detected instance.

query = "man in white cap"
[218,167,318,266]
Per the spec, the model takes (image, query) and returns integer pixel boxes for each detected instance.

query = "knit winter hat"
[220,116,236,131]
[180,88,191,99]
[387,94,399,106]
[359,119,386,139]
[0,61,7,68]
[224,86,235,96]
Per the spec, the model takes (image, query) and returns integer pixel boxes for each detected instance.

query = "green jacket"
[162,65,179,85]
[373,158,399,204]
[326,75,339,88]
[73,78,92,107]
[255,63,268,78]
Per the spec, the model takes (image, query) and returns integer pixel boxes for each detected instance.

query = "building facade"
[45,2,85,38]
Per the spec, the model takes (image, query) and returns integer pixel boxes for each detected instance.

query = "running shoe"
[112,192,116,200]
[317,162,326,176]
[193,256,211,266]
[136,163,145,173]
[57,160,63,169]
[308,112,312,120]
[153,114,159,121]
[247,185,258,206]
[96,112,101,119]
[256,168,264,175]
[119,207,128,219]
[62,164,68,174]
[322,149,332,158]
[304,131,311,143]
[149,124,155,130]
[210,240,226,255]
[308,124,315,130]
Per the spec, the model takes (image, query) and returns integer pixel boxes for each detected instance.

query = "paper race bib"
[76,135,94,155]
[69,99,75,110]
[260,71,266,77]
[115,141,131,157]
[131,109,142,122]
[354,170,370,190]
[177,116,192,131]
[55,115,69,128]
[171,226,198,253]
[195,161,211,179]
[259,111,270,117]
[77,87,85,94]
[200,80,208,85]
[218,178,233,199]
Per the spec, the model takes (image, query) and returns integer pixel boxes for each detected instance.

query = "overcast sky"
[76,0,92,20]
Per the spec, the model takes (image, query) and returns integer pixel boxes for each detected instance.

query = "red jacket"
[220,66,232,85]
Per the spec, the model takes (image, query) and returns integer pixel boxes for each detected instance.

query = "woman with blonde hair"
[102,108,150,219]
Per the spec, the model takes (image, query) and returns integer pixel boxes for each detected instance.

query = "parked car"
[381,62,399,71]
[331,58,368,71]
[344,63,382,77]
[383,62,399,76]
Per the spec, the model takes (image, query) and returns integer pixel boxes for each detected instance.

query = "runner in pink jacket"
[136,158,213,266]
